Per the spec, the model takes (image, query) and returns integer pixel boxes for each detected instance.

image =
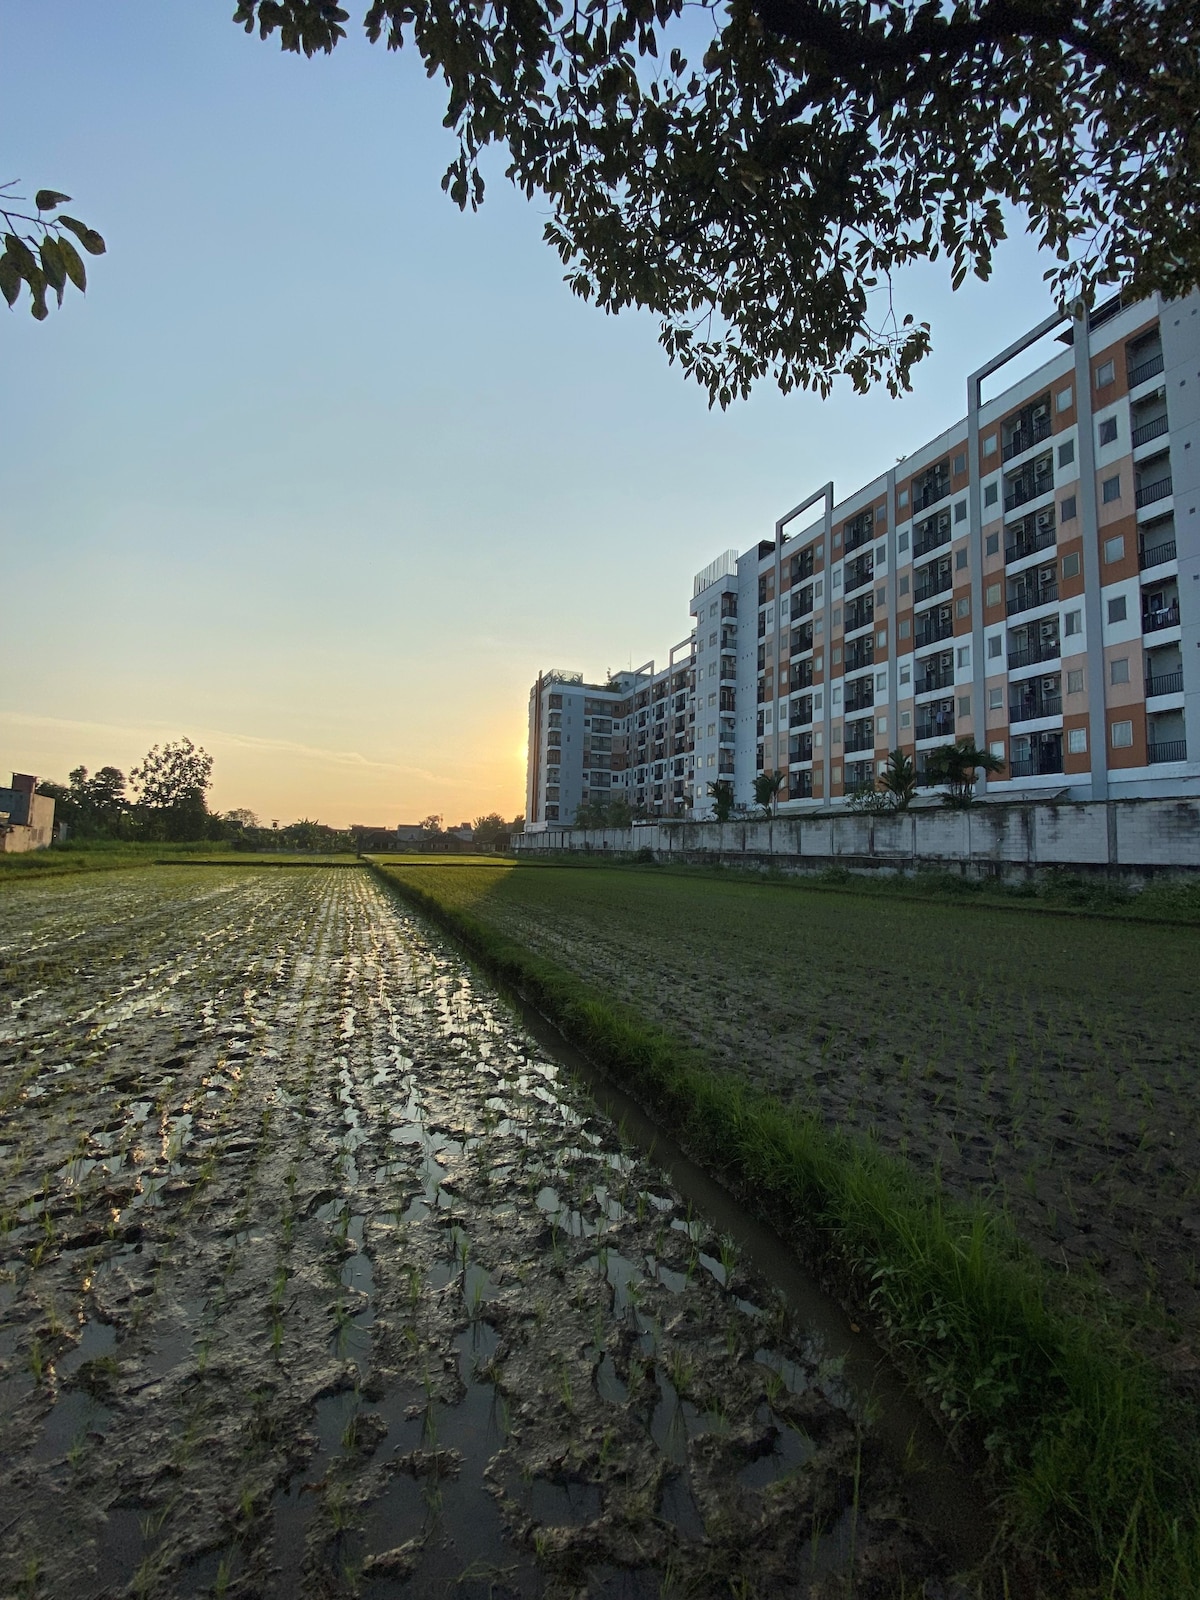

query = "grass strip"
[373,858,1200,1600]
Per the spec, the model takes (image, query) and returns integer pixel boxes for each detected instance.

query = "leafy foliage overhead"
[0,184,106,320]
[236,0,1200,404]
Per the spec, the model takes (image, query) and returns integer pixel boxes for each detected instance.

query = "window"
[898,531,909,552]
[898,619,911,640]
[832,725,842,744]
[876,671,887,689]
[1065,609,1082,636]
[832,607,842,627]
[1061,495,1077,522]
[1057,386,1073,411]
[708,631,717,646]
[1110,657,1130,685]
[1104,535,1125,564]
[957,645,971,667]
[707,723,716,738]
[877,716,888,735]
[1096,359,1115,387]
[832,646,842,665]
[1099,417,1118,446]
[875,543,887,565]
[709,602,718,617]
[1107,595,1127,624]
[706,752,715,767]
[1067,668,1084,694]
[984,482,998,506]
[989,741,1005,760]
[707,692,716,707]
[899,666,911,685]
[899,574,910,596]
[1111,719,1133,748]
[1058,439,1075,468]
[984,434,998,456]
[1062,552,1081,579]
[987,634,1002,659]
[900,709,911,729]
[1068,727,1088,755]
[876,629,888,648]
[986,582,1002,607]
[953,452,967,476]
[956,597,971,617]
[1102,475,1121,503]
[955,547,968,570]
[898,488,909,508]
[954,499,967,522]
[986,532,1000,557]
[708,663,717,678]
[958,695,972,718]
[989,687,1004,710]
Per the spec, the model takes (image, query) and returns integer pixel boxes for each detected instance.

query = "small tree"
[878,749,918,811]
[707,780,735,823]
[472,812,509,851]
[753,770,784,819]
[130,738,213,841]
[922,739,1004,808]
[418,813,444,841]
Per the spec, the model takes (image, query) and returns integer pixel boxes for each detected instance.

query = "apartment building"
[528,289,1199,829]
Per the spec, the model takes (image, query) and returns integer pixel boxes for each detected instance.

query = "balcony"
[844,637,874,674]
[719,662,737,682]
[1146,670,1183,698]
[1008,632,1060,670]
[844,717,875,754]
[1004,454,1054,512]
[790,770,814,799]
[1136,475,1172,510]
[844,675,874,713]
[1007,569,1058,617]
[1148,739,1187,764]
[843,509,875,554]
[1128,350,1165,388]
[1002,411,1052,462]
[915,652,954,695]
[1131,413,1169,449]
[790,660,814,691]
[721,595,738,619]
[717,756,735,776]
[844,759,875,791]
[912,462,950,511]
[844,553,874,594]
[720,628,738,651]
[790,699,814,728]
[1144,600,1180,633]
[916,698,955,741]
[1005,513,1056,566]
[719,689,736,712]
[792,586,815,618]
[1140,536,1176,569]
[843,593,874,633]
[913,511,952,559]
[790,733,813,763]
[789,551,815,586]
[914,562,954,604]
[790,621,814,655]
[1009,683,1062,724]
[914,605,955,648]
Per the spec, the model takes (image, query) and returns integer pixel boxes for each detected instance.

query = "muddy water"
[0,868,983,1598]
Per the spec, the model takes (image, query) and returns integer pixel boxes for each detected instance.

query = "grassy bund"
[372,856,1200,1599]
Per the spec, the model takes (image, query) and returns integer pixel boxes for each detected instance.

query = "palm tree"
[922,739,1004,808]
[707,779,735,822]
[752,770,784,818]
[878,749,918,810]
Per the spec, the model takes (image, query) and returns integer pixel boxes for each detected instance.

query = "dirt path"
[0,868,959,1599]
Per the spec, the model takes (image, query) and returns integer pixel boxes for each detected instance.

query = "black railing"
[1010,753,1065,778]
[1132,413,1169,448]
[789,735,813,763]
[915,610,956,647]
[844,678,874,713]
[844,595,874,632]
[719,663,737,681]
[1005,471,1054,512]
[1139,538,1176,569]
[789,555,814,586]
[719,691,736,712]
[913,474,950,511]
[1136,476,1172,509]
[1128,351,1165,387]
[1002,414,1052,461]
[1008,637,1061,670]
[844,640,874,673]
[844,722,875,754]
[790,662,814,690]
[916,701,956,741]
[844,759,875,789]
[914,566,954,603]
[844,554,874,593]
[790,771,814,798]
[1146,670,1183,698]
[913,515,952,559]
[1008,582,1058,617]
[1144,601,1181,633]
[916,663,955,694]
[790,697,813,727]
[792,588,814,617]
[842,514,874,554]
[1009,691,1063,724]
[790,624,814,655]
[1148,739,1187,764]
[1005,522,1056,565]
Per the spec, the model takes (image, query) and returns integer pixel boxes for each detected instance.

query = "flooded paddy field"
[394,862,1200,1351]
[0,867,972,1599]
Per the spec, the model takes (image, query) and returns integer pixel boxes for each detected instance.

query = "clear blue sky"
[1,2,1058,826]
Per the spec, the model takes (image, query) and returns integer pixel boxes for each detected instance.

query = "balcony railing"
[1131,413,1169,448]
[913,474,950,512]
[844,679,874,713]
[1008,636,1061,670]
[792,588,814,617]
[916,701,956,741]
[1009,692,1063,724]
[1144,601,1181,633]
[913,515,952,559]
[1005,521,1056,565]
[1128,351,1165,387]
[915,610,955,647]
[844,554,874,593]
[1004,470,1054,512]
[719,690,736,712]
[1007,582,1058,617]
[1146,670,1184,698]
[789,735,813,763]
[1010,752,1065,778]
[1002,414,1052,461]
[1140,538,1176,569]
[842,514,874,554]
[1136,476,1173,509]
[914,566,954,603]
[916,663,955,694]
[1148,739,1187,764]
[844,759,875,790]
[844,640,874,673]
[844,723,875,754]
[844,595,874,632]
[790,771,814,798]
[790,662,814,690]
[719,663,737,681]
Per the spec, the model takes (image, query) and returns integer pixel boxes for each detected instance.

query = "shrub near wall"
[374,858,1200,1600]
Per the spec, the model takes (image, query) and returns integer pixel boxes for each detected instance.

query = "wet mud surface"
[0,868,966,1598]
[454,866,1200,1349]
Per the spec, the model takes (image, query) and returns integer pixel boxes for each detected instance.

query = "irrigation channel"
[0,865,988,1598]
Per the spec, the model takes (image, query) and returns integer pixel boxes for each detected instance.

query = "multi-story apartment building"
[528,290,1199,829]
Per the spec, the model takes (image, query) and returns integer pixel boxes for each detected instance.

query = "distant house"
[351,826,399,852]
[0,774,56,853]
[394,824,427,850]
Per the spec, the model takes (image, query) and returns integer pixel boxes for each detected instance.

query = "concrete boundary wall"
[514,798,1200,878]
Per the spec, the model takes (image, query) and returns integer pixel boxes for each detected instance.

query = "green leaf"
[34,189,71,212]
[57,235,86,292]
[58,217,107,255]
[40,237,67,294]
[0,251,21,308]
[3,233,38,278]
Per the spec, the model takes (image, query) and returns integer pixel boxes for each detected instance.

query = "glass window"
[1067,669,1084,694]
[1107,595,1127,624]
[986,582,1002,607]
[1102,475,1121,503]
[898,531,909,552]
[876,671,887,689]
[898,488,909,508]
[1099,417,1118,446]
[1062,552,1081,579]
[1068,727,1087,754]
[957,646,970,667]
[1057,387,1073,411]
[876,716,888,735]
[900,666,911,684]
[1058,439,1075,467]
[989,687,1003,710]
[900,709,912,728]
[1061,495,1077,521]
[984,434,998,455]
[987,634,1002,658]
[986,532,1000,556]
[899,574,910,595]
[956,597,970,617]
[1110,719,1133,748]
[955,548,968,570]
[1065,609,1082,636]
[1104,535,1125,564]
[958,695,972,718]
[1096,359,1115,387]
[953,453,966,475]
[898,619,911,639]
[989,740,1005,759]
[955,499,967,522]
[876,629,888,648]
[1110,657,1129,684]
[984,482,998,505]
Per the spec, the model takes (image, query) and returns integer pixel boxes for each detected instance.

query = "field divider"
[370,859,1200,1600]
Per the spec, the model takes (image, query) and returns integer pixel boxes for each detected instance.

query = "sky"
[1,3,1062,828]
